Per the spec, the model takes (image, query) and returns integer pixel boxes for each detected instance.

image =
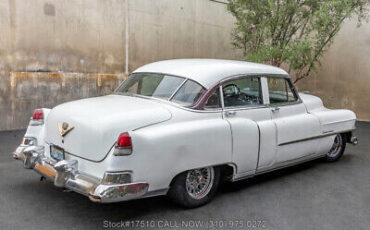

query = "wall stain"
[44,3,55,16]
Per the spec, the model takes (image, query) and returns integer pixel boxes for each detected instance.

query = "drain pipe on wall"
[125,0,129,77]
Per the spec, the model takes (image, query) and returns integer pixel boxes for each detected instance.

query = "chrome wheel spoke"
[185,167,214,200]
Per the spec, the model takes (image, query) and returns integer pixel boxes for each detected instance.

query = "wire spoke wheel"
[328,134,343,158]
[185,167,214,200]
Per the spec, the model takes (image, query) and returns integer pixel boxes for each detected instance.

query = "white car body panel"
[127,109,232,191]
[14,59,357,202]
[224,107,272,177]
[272,103,322,163]
[45,95,172,161]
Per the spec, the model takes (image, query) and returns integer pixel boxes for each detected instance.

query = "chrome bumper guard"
[12,146,149,203]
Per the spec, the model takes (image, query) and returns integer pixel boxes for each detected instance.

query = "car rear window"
[115,73,185,100]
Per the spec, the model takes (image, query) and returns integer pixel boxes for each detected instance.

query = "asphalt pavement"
[0,122,369,230]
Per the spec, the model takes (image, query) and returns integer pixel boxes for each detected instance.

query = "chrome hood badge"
[57,122,74,137]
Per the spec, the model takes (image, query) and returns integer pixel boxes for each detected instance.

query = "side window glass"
[222,77,262,107]
[267,78,297,104]
[171,80,206,107]
[205,88,221,109]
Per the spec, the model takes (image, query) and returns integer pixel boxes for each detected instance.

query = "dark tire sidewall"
[326,134,346,162]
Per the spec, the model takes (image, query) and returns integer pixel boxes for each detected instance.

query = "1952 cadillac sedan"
[13,59,358,208]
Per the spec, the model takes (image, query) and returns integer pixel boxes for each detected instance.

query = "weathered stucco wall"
[0,0,238,130]
[128,0,237,70]
[296,19,370,121]
[0,0,128,130]
[1,0,127,73]
[0,0,368,130]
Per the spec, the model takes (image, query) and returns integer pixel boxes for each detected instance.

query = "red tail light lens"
[30,109,44,126]
[32,109,44,120]
[117,132,132,147]
[114,132,132,156]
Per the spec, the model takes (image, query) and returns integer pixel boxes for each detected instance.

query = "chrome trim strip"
[219,85,225,109]
[323,130,335,134]
[278,129,355,146]
[255,154,325,176]
[45,142,115,163]
[322,119,357,125]
[223,105,269,111]
[142,188,169,198]
[127,72,206,89]
[219,74,289,85]
[260,77,270,104]
[168,78,188,101]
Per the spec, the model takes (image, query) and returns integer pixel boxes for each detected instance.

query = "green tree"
[227,0,369,83]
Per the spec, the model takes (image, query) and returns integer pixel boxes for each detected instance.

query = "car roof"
[132,59,289,88]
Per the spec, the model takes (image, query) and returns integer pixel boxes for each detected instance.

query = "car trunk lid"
[45,95,171,161]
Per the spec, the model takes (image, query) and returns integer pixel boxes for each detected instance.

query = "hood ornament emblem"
[57,122,74,137]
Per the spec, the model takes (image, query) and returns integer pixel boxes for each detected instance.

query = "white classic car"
[13,59,358,208]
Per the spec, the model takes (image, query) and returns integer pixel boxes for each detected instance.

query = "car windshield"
[115,73,206,106]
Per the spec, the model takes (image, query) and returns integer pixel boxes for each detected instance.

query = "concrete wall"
[296,19,370,121]
[1,0,127,73]
[0,0,237,130]
[128,0,237,70]
[0,0,368,131]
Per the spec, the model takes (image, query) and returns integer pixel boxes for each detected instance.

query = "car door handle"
[271,107,280,112]
[225,111,236,117]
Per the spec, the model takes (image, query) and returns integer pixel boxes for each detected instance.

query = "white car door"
[220,76,276,179]
[266,77,322,165]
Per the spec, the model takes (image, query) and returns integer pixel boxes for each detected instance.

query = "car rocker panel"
[13,59,358,207]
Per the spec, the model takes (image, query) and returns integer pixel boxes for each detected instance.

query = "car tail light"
[114,132,132,156]
[30,109,44,126]
[32,109,44,120]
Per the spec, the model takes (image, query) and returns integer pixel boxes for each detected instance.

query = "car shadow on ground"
[219,154,354,194]
[12,154,355,224]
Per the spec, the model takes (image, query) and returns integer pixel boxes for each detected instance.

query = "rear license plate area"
[50,145,65,161]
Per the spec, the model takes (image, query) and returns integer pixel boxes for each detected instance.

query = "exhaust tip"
[350,136,358,145]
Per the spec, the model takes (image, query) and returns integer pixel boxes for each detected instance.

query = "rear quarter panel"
[300,93,357,134]
[310,109,356,134]
[114,107,232,192]
[23,108,51,148]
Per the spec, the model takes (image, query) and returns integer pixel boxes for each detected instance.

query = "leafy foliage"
[228,0,369,82]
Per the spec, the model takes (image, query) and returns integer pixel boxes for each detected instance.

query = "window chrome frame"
[168,79,188,101]
[219,75,266,110]
[265,76,302,107]
[115,72,302,111]
[197,73,294,111]
[201,85,223,111]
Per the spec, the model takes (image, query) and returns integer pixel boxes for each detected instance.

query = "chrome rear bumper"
[12,146,149,203]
